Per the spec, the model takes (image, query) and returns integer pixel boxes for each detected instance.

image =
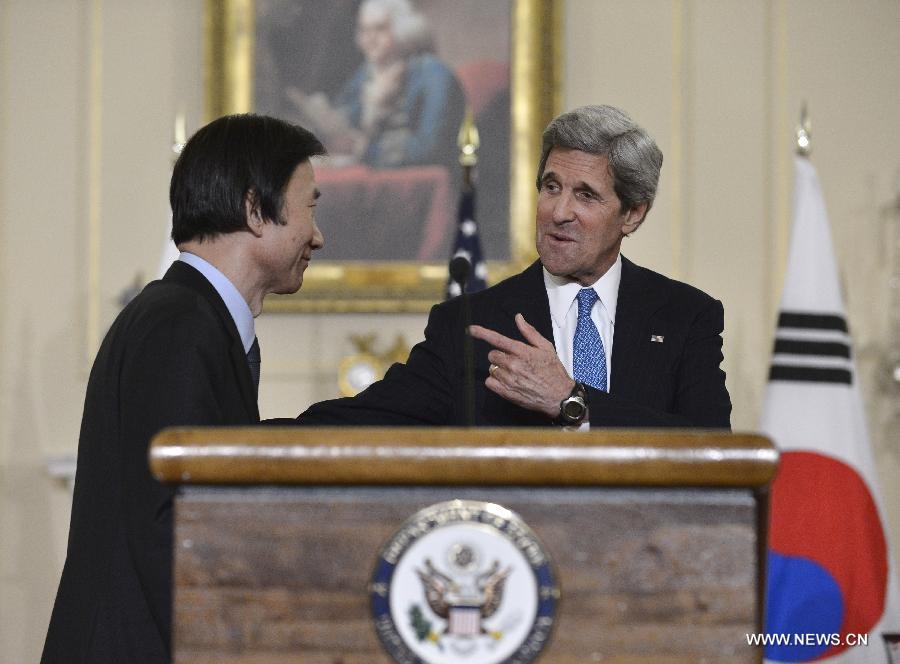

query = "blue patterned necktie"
[247,337,261,395]
[573,288,608,392]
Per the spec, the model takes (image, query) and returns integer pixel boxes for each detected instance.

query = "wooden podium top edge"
[150,427,777,488]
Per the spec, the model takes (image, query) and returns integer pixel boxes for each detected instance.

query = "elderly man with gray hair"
[300,104,731,429]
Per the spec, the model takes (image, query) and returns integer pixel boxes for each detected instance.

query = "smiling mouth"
[547,233,575,243]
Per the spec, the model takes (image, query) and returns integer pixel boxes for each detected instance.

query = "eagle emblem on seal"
[416,552,511,637]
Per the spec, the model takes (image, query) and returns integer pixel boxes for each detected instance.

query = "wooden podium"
[150,427,777,664]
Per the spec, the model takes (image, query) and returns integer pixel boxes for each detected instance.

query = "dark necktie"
[573,288,608,392]
[247,337,261,394]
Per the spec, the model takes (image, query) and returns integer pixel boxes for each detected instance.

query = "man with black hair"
[42,114,325,664]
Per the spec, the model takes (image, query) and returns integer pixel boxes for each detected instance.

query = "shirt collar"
[543,254,622,327]
[178,252,256,353]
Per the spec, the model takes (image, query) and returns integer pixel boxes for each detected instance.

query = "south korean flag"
[762,156,900,663]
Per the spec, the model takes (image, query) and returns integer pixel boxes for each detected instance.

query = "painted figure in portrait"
[256,0,511,262]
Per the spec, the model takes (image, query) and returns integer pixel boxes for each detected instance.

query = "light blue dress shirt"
[178,252,255,354]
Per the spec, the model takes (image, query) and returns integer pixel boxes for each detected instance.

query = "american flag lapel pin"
[650,334,664,343]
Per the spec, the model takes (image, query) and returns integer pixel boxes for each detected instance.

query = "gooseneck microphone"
[449,256,476,426]
[449,256,470,287]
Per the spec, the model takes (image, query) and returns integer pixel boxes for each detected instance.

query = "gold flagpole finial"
[172,110,187,164]
[796,102,812,156]
[457,108,480,168]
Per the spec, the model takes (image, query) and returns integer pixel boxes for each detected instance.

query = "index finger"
[468,324,529,355]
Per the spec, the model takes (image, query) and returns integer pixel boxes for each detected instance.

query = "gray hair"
[359,0,434,56]
[536,105,663,216]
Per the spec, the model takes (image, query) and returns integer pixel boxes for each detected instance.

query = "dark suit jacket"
[42,261,259,664]
[299,257,731,428]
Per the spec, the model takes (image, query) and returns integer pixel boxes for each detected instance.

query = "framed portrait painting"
[205,0,560,312]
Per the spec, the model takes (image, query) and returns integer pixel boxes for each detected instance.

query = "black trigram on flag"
[769,311,852,385]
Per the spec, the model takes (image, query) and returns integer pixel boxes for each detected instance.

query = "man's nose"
[551,192,576,224]
[312,224,325,250]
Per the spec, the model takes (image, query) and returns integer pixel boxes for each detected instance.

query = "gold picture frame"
[204,0,560,313]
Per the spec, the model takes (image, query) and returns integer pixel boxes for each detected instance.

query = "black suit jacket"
[300,257,731,428]
[42,261,259,664]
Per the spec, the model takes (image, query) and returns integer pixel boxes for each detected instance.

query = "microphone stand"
[450,256,475,427]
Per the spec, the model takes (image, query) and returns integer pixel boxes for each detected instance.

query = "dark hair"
[536,105,663,217]
[170,114,326,245]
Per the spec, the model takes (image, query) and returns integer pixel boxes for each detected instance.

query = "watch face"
[562,398,586,420]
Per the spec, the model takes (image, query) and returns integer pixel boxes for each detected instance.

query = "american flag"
[445,183,487,299]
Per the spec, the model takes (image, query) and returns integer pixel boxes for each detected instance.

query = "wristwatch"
[554,381,588,426]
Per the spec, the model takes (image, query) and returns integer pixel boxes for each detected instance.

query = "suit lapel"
[226,338,260,421]
[610,256,665,397]
[162,261,260,420]
[499,261,553,342]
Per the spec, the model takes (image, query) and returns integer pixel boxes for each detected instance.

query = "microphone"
[449,255,475,426]
[449,255,470,290]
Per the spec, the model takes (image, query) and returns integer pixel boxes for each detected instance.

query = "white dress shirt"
[543,253,621,391]
[178,252,256,354]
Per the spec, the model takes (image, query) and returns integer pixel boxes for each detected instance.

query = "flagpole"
[446,111,487,299]
[458,108,480,188]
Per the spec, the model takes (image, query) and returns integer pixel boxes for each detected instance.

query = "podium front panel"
[172,484,763,663]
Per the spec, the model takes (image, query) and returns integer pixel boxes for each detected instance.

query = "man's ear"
[622,203,648,236]
[244,189,265,238]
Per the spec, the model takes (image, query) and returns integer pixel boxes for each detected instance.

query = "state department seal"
[370,500,559,663]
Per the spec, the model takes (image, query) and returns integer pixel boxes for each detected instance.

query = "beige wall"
[2,0,899,660]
